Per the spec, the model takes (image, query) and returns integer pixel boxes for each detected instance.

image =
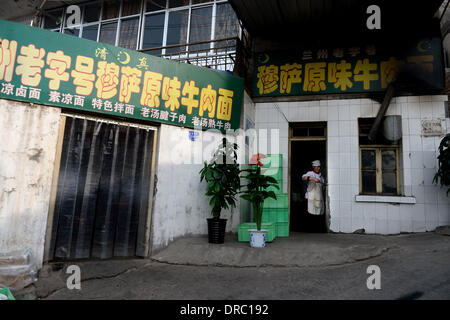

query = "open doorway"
[289,123,327,233]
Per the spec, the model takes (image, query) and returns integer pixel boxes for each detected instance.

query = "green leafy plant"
[199,138,241,218]
[433,133,450,195]
[240,153,279,231]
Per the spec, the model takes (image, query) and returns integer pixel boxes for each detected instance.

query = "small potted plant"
[240,153,279,247]
[199,138,241,243]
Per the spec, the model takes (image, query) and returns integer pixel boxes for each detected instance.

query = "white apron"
[307,181,324,215]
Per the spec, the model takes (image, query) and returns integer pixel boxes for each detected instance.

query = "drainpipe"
[368,82,396,141]
[32,0,48,27]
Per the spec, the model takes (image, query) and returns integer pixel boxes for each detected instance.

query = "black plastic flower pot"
[207,218,227,244]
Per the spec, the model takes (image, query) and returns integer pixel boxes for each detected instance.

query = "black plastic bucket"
[207,218,227,244]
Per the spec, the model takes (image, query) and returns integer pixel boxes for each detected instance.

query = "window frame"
[359,145,401,196]
[41,0,240,57]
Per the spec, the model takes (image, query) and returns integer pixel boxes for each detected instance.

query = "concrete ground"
[14,227,450,300]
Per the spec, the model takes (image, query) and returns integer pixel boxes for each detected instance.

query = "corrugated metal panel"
[0,99,61,268]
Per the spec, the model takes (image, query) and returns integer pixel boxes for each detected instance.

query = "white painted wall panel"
[0,99,61,267]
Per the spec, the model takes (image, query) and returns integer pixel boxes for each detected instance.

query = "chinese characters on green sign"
[0,19,244,131]
[253,39,443,97]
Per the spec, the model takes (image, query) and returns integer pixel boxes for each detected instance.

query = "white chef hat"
[312,160,321,167]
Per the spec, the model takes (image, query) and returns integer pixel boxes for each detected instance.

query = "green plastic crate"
[276,222,290,237]
[238,222,276,242]
[263,193,288,208]
[0,287,15,300]
[262,208,289,223]
[260,154,282,169]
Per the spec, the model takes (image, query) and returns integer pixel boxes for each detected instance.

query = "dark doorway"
[290,131,327,233]
[48,116,156,261]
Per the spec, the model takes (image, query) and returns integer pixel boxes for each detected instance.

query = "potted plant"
[199,138,241,243]
[240,153,279,247]
[433,133,450,195]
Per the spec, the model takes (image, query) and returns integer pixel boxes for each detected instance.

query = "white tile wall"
[253,95,450,234]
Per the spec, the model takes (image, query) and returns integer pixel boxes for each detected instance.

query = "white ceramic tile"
[297,106,308,120]
[375,218,388,234]
[419,96,432,102]
[408,119,421,135]
[410,151,423,169]
[339,152,351,169]
[403,167,412,186]
[403,185,412,196]
[423,168,436,187]
[420,102,432,119]
[438,204,450,225]
[407,96,420,103]
[349,137,359,154]
[422,137,436,151]
[327,106,339,120]
[351,217,365,232]
[339,168,352,185]
[349,120,358,136]
[349,105,360,118]
[320,100,328,106]
[338,105,350,121]
[339,185,353,201]
[327,169,340,186]
[365,218,376,233]
[432,102,445,118]
[319,106,328,120]
[363,204,376,219]
[402,135,410,152]
[339,137,351,152]
[400,103,409,119]
[329,217,340,232]
[351,169,359,186]
[400,218,413,232]
[411,168,425,186]
[411,204,426,221]
[327,120,339,137]
[412,219,426,232]
[424,186,438,204]
[327,100,339,107]
[327,152,339,169]
[397,97,407,103]
[431,95,448,101]
[411,184,425,204]
[339,202,352,218]
[328,137,339,153]
[360,104,373,117]
[408,103,421,119]
[409,135,422,152]
[375,203,388,220]
[387,220,401,234]
[339,120,350,137]
[350,152,359,170]
[339,217,352,232]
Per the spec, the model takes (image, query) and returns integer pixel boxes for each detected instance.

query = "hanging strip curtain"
[49,117,154,260]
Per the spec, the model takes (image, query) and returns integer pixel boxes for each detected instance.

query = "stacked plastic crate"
[261,154,289,237]
[237,154,289,242]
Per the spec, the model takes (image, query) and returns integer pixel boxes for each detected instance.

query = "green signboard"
[253,38,444,97]
[0,19,244,131]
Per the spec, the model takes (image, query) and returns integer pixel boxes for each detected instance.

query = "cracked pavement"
[18,231,450,300]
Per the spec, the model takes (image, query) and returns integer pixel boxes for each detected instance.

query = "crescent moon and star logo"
[416,41,431,53]
[117,51,131,65]
[258,53,270,64]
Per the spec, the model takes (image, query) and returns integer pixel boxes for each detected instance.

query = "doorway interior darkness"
[290,123,327,233]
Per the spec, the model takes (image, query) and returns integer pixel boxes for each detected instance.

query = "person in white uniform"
[302,160,325,215]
